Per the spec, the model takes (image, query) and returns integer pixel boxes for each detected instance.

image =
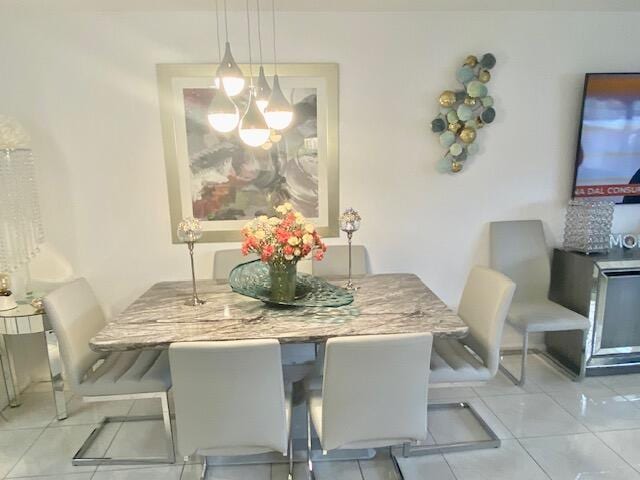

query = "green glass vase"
[269,261,297,303]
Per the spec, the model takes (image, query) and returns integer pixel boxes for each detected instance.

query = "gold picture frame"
[157,63,339,243]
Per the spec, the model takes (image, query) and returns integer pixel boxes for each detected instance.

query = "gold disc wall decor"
[431,53,497,174]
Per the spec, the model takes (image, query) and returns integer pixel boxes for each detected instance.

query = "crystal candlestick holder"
[339,208,362,291]
[177,217,206,306]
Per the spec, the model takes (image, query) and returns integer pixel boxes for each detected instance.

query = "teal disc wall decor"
[431,53,497,173]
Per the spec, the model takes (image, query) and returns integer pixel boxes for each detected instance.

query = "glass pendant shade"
[217,41,245,97]
[264,74,293,130]
[239,90,270,147]
[207,85,240,133]
[255,66,272,113]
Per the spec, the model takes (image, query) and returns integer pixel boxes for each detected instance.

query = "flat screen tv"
[573,73,640,204]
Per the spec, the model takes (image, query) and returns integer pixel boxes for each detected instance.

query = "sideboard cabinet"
[548,248,640,376]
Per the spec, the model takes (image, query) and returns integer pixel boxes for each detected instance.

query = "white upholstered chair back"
[320,333,433,451]
[169,339,288,457]
[213,250,258,283]
[489,220,550,302]
[43,278,106,389]
[458,266,516,376]
[312,245,367,278]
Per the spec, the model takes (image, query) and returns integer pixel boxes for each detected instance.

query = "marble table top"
[90,274,468,352]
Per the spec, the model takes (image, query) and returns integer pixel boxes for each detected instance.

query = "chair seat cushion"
[507,301,589,333]
[76,350,171,397]
[429,338,492,384]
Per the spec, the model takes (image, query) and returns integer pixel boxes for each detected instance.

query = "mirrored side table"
[0,304,67,420]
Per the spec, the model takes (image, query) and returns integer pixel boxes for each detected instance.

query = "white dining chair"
[490,220,590,385]
[43,278,175,466]
[311,245,368,278]
[303,333,433,480]
[169,339,294,480]
[405,266,515,456]
[213,249,257,283]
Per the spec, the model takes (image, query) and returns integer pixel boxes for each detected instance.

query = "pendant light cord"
[271,0,278,74]
[256,0,264,67]
[246,0,254,87]
[223,0,229,42]
[215,0,221,61]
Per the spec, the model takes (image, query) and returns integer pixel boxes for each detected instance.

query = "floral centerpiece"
[241,203,327,302]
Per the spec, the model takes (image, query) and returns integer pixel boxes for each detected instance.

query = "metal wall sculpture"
[431,53,497,173]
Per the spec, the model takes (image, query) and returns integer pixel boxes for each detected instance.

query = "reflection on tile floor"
[3,354,640,479]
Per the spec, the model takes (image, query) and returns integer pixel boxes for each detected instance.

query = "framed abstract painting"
[157,63,339,243]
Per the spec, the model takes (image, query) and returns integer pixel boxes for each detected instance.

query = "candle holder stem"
[344,231,358,291]
[185,241,205,306]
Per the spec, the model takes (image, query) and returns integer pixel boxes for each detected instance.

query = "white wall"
[1,10,639,354]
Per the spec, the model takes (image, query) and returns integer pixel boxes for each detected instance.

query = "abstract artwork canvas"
[157,63,339,243]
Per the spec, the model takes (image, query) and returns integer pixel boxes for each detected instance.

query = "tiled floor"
[2,354,640,479]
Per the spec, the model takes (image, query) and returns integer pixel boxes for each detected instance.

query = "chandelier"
[208,0,293,149]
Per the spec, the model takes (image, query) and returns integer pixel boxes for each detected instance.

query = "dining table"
[90,273,468,352]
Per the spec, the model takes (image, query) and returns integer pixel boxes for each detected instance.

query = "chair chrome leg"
[288,415,294,480]
[400,402,501,456]
[45,330,68,420]
[72,391,175,466]
[200,456,208,480]
[160,391,176,463]
[499,331,529,386]
[519,332,529,386]
[306,404,315,480]
[390,447,405,480]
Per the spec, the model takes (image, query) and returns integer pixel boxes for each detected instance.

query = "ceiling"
[2,0,640,12]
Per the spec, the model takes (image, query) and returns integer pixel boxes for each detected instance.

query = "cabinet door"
[594,270,640,355]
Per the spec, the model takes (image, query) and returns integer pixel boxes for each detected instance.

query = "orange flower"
[261,245,275,262]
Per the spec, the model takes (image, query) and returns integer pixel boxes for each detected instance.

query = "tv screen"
[573,73,640,204]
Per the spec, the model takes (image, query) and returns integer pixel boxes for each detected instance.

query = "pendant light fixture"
[216,0,245,97]
[238,0,270,147]
[264,0,293,130]
[208,0,240,133]
[254,0,271,113]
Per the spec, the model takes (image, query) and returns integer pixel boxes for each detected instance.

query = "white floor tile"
[444,439,548,480]
[606,384,640,403]
[313,460,362,480]
[597,429,640,471]
[482,393,588,438]
[0,427,43,478]
[23,381,68,394]
[428,398,512,443]
[502,355,613,395]
[3,474,93,479]
[550,392,640,432]
[182,462,271,480]
[395,454,456,480]
[49,395,134,427]
[92,465,184,479]
[0,392,62,430]
[472,371,542,397]
[429,386,478,401]
[271,462,308,480]
[598,374,640,390]
[521,432,640,479]
[7,423,113,477]
[104,418,175,460]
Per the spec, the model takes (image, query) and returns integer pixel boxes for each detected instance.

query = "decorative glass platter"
[229,260,354,307]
